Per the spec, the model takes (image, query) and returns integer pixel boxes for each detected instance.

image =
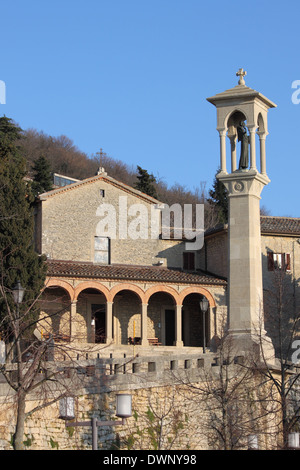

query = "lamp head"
[116,394,132,419]
[12,280,25,305]
[199,297,209,312]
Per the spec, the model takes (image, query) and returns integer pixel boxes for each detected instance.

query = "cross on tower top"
[236,68,247,85]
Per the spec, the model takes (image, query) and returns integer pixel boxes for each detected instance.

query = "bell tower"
[207,70,276,359]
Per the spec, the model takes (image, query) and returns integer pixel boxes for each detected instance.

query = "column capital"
[257,131,268,139]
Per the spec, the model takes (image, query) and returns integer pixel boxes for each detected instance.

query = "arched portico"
[76,286,110,344]
[40,282,73,341]
[42,276,219,349]
[45,278,75,301]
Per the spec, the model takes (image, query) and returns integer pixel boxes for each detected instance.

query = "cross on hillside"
[96,148,107,167]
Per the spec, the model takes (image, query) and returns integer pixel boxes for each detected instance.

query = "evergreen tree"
[207,170,228,224]
[32,154,53,196]
[134,165,158,199]
[0,117,47,335]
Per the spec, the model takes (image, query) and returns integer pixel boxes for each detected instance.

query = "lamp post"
[60,393,132,450]
[12,280,25,306]
[12,280,25,361]
[199,297,209,354]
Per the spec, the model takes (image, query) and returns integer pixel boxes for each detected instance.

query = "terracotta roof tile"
[46,260,226,286]
[205,216,300,237]
[260,216,300,235]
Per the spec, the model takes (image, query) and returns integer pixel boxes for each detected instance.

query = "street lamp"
[59,393,132,450]
[12,280,25,305]
[199,297,209,354]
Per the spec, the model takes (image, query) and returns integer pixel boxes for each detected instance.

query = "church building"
[34,70,300,360]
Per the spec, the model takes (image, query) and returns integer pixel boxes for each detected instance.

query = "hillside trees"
[207,170,228,224]
[31,154,53,196]
[20,125,227,229]
[0,117,51,449]
[0,117,47,330]
[134,166,158,199]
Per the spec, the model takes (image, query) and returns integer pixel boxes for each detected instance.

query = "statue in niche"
[237,121,249,169]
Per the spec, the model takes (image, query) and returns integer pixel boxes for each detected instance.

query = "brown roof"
[260,216,300,235]
[205,216,300,238]
[46,260,226,286]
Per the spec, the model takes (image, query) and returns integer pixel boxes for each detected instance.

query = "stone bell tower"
[207,69,276,359]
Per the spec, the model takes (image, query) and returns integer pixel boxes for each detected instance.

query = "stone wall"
[199,231,228,278]
[38,178,197,269]
[0,351,279,450]
[0,352,213,450]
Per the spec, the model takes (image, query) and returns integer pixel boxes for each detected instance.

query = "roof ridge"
[39,173,162,205]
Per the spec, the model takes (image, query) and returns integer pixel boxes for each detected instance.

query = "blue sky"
[1,0,300,217]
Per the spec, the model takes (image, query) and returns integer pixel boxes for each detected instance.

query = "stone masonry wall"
[0,351,279,450]
[39,178,198,269]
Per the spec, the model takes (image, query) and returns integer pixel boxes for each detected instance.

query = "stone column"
[141,303,148,346]
[248,126,257,170]
[258,132,267,175]
[217,170,274,360]
[219,130,227,173]
[106,302,113,344]
[229,134,237,172]
[175,304,183,347]
[70,301,77,339]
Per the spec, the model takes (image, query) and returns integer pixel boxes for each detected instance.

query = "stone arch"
[45,278,74,301]
[74,281,110,302]
[41,279,74,341]
[257,112,266,133]
[145,285,179,305]
[225,108,248,131]
[178,286,216,307]
[180,288,215,349]
[109,283,146,303]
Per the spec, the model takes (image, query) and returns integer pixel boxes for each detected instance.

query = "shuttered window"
[267,252,291,272]
[94,236,110,264]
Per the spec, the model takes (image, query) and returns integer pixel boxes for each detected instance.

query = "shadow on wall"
[262,250,300,361]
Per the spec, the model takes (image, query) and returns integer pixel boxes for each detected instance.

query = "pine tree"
[134,166,158,199]
[32,154,53,196]
[0,117,47,335]
[207,170,228,224]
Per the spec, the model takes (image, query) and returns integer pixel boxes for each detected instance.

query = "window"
[53,173,80,187]
[94,236,110,264]
[100,189,105,197]
[183,252,195,270]
[267,252,291,271]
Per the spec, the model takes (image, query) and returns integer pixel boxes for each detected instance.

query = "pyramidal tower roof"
[207,68,277,109]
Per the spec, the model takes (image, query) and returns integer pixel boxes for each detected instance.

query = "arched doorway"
[182,293,210,348]
[112,289,143,345]
[76,287,108,343]
[147,292,177,346]
[40,285,72,340]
